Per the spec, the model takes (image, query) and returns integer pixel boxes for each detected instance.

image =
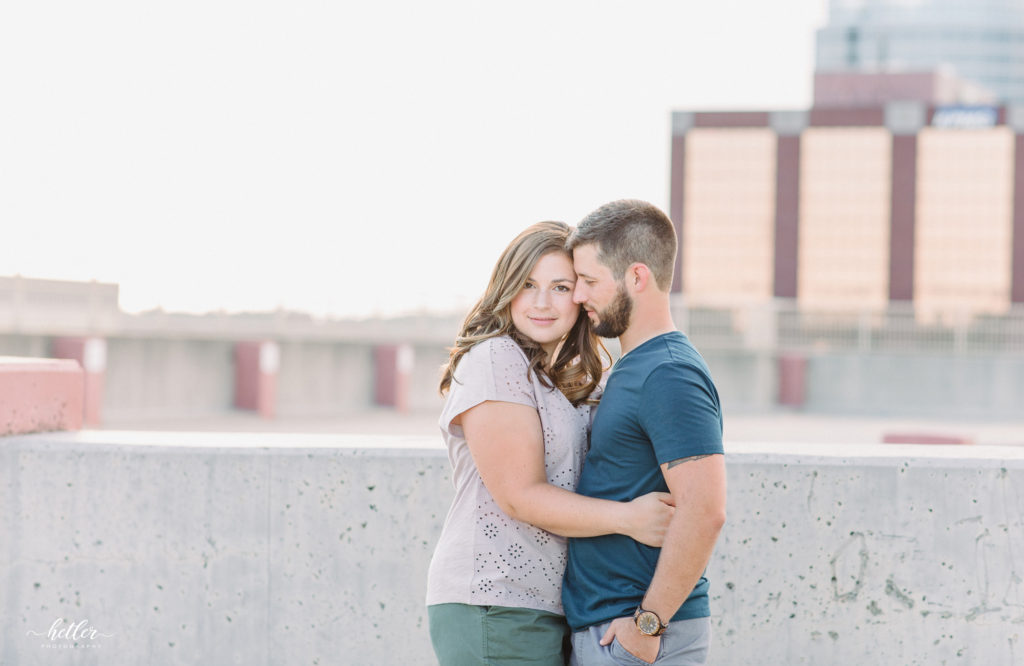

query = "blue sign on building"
[931,106,998,129]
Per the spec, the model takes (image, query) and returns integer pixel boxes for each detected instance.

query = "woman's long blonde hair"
[439,221,605,406]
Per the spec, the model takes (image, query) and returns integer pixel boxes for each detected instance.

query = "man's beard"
[592,283,633,338]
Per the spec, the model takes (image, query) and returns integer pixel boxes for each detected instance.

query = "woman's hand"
[623,492,675,547]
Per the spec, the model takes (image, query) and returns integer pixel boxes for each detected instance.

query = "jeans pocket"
[609,637,656,665]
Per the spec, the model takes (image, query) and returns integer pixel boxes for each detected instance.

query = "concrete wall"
[406,344,447,414]
[103,338,236,420]
[275,341,376,416]
[5,332,1024,421]
[702,350,778,412]
[1,433,449,666]
[715,443,1024,664]
[0,335,51,358]
[0,336,446,421]
[2,434,1022,664]
[805,352,1024,418]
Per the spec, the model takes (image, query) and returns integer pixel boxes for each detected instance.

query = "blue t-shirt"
[562,331,724,631]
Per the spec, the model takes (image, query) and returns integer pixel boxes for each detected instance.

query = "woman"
[426,221,673,665]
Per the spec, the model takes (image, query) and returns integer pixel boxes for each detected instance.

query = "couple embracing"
[426,200,727,666]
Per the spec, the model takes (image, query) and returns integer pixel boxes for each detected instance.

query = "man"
[562,199,727,665]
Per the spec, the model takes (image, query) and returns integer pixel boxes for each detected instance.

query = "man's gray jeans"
[569,616,711,665]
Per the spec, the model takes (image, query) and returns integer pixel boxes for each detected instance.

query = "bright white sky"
[0,1,826,319]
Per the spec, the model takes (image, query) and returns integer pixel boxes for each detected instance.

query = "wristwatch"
[633,605,668,636]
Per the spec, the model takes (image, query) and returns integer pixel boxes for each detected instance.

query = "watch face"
[636,611,661,635]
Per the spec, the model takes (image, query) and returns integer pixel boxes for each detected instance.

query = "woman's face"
[510,251,580,357]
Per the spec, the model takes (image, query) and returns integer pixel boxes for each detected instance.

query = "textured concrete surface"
[1,433,449,666]
[1,434,1022,665]
[711,443,1024,665]
[97,408,1024,450]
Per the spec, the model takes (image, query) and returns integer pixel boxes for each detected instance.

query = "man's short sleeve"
[440,337,537,436]
[637,361,723,465]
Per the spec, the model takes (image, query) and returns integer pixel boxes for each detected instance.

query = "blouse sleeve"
[440,337,537,436]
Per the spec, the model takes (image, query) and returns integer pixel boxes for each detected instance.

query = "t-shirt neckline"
[619,330,681,361]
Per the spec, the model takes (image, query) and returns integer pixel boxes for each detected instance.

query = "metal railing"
[680,300,1024,355]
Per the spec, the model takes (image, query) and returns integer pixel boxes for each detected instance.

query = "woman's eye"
[554,285,571,293]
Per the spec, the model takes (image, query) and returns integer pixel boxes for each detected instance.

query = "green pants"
[428,603,569,665]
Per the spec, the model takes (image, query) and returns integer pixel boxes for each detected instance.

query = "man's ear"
[626,263,652,293]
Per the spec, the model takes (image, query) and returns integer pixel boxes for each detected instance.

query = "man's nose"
[572,282,586,304]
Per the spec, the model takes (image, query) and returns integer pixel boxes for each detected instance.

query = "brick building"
[668,99,1024,321]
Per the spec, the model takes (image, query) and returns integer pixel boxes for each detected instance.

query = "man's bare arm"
[597,453,726,660]
[644,453,727,618]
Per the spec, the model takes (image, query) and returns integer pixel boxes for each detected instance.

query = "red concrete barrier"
[234,341,278,418]
[374,344,414,412]
[778,353,807,407]
[0,357,84,435]
[51,337,106,426]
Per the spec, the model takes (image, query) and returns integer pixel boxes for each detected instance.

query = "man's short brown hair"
[566,199,677,290]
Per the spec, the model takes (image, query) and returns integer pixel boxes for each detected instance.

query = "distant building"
[668,0,1024,321]
[0,275,452,423]
[669,99,1024,320]
[814,68,996,108]
[815,0,1024,104]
